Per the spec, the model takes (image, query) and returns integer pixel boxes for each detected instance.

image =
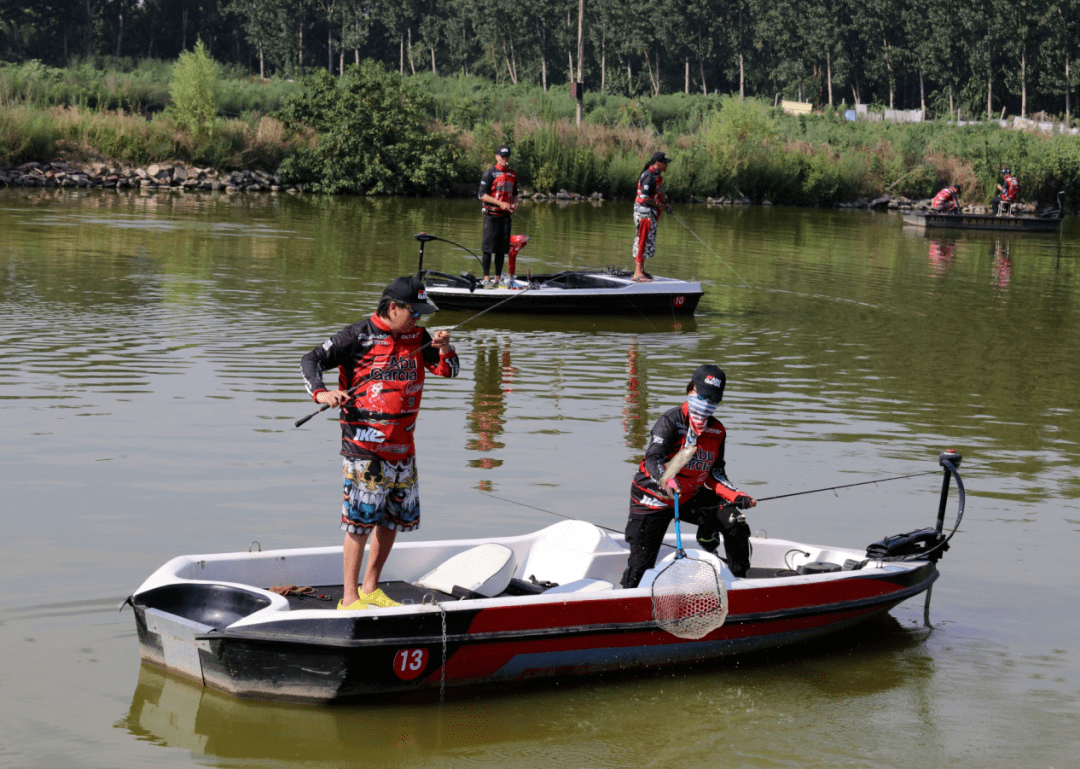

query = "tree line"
[2,0,1080,121]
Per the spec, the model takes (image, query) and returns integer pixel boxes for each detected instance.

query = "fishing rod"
[294,287,532,428]
[482,468,942,532]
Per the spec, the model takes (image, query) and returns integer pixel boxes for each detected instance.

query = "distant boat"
[902,192,1064,232]
[422,269,703,316]
[413,232,703,316]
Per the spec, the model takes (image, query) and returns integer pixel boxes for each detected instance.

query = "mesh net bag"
[651,555,728,640]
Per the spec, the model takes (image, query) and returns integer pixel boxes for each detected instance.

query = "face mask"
[686,393,719,442]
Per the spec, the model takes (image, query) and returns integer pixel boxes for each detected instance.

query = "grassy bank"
[2,61,1079,208]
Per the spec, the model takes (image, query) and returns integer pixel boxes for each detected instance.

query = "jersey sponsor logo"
[405,382,423,395]
[651,435,665,444]
[640,494,667,508]
[321,339,333,350]
[354,426,387,443]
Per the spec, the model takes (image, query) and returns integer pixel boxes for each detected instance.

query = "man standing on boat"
[992,168,1019,214]
[632,151,671,283]
[301,277,460,610]
[620,365,756,588]
[478,146,519,288]
[931,185,962,214]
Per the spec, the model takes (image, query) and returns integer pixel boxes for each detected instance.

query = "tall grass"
[0,105,299,168]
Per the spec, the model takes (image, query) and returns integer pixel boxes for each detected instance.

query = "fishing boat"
[901,192,1065,233]
[124,452,964,704]
[413,233,704,316]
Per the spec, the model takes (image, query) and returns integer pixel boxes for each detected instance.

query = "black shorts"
[482,214,512,255]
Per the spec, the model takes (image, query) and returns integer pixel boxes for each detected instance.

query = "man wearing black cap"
[301,276,460,610]
[620,364,757,588]
[632,151,671,282]
[478,145,519,288]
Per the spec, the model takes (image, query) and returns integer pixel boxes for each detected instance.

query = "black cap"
[651,151,672,164]
[689,365,726,402]
[497,146,511,157]
[382,276,439,314]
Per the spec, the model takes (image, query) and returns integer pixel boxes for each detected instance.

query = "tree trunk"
[827,52,833,106]
[431,47,436,74]
[700,58,707,95]
[919,68,925,115]
[259,47,265,80]
[1020,46,1026,118]
[627,59,632,96]
[400,35,404,75]
[739,53,745,101]
[542,55,547,91]
[1067,57,1072,122]
[408,28,416,75]
[298,18,303,69]
[987,75,992,119]
[685,58,690,93]
[115,3,123,57]
[949,85,954,120]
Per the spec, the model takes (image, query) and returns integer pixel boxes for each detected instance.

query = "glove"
[665,478,681,498]
[732,492,755,510]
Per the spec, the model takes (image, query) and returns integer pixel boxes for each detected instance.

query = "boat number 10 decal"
[673,296,685,307]
[393,648,429,680]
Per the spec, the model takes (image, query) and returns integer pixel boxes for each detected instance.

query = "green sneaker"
[360,588,402,608]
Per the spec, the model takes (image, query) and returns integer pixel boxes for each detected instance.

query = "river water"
[1,189,1077,768]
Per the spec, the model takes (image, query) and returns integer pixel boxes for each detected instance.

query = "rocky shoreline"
[0,161,1057,215]
[0,161,298,194]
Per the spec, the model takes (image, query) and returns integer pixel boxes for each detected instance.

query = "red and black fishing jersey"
[631,403,743,511]
[301,313,460,460]
[931,187,960,212]
[635,164,665,208]
[1001,174,1019,202]
[479,165,518,216]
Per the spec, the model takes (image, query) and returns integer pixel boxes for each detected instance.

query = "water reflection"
[928,238,956,277]
[621,340,650,451]
[992,238,1012,300]
[466,337,514,483]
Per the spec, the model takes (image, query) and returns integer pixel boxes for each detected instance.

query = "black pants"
[620,488,752,588]
[482,214,511,276]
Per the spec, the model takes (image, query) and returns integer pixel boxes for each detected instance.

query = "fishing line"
[666,208,751,286]
[294,288,532,428]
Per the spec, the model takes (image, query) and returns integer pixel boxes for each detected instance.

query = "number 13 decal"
[393,648,429,681]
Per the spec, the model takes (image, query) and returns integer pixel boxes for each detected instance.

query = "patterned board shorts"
[341,456,421,535]
[633,205,659,263]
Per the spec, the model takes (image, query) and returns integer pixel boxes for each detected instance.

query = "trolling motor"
[865,450,965,563]
[413,232,480,292]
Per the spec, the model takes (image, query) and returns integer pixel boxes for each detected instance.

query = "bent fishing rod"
[481,468,943,533]
[294,287,531,428]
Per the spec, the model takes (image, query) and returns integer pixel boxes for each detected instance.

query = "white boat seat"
[519,520,629,586]
[544,578,615,594]
[415,543,516,598]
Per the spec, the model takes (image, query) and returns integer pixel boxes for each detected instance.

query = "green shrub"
[277,62,459,195]
[168,41,222,140]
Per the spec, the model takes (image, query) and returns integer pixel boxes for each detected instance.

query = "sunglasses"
[396,302,422,320]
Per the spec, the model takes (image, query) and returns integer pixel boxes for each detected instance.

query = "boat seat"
[519,520,629,586]
[415,543,516,598]
[998,202,1013,217]
[544,578,615,595]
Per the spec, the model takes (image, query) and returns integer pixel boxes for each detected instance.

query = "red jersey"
[301,313,460,460]
[1001,174,1019,203]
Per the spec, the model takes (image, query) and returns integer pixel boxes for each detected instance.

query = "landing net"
[651,556,728,640]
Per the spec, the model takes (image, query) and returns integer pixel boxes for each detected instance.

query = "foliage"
[168,41,222,140]
[276,62,459,195]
